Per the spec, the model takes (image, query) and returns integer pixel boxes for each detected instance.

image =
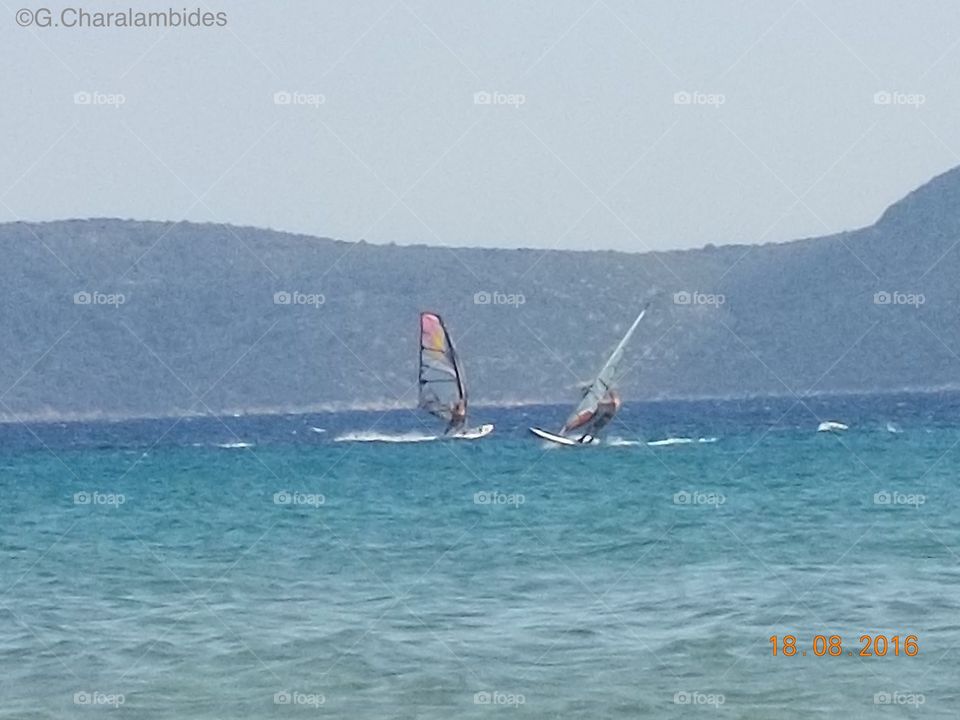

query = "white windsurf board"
[450,423,494,440]
[529,427,586,446]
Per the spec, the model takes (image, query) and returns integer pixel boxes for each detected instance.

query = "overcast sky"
[3,1,959,252]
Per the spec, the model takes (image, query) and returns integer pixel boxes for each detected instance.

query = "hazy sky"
[3,1,960,252]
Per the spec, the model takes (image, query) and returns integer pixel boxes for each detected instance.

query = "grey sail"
[561,307,647,438]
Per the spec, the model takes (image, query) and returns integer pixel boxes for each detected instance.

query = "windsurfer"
[447,398,467,434]
[529,306,647,445]
[590,390,620,434]
[564,390,620,441]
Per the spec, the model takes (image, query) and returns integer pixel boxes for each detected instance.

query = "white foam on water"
[607,437,642,446]
[214,441,255,449]
[646,436,718,446]
[334,431,437,443]
[309,427,326,434]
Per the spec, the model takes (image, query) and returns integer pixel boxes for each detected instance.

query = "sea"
[2,391,959,718]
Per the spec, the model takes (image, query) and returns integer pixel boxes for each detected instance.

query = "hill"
[3,166,960,421]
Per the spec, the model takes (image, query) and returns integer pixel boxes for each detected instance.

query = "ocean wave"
[334,431,437,443]
[647,437,718,446]
[214,441,255,449]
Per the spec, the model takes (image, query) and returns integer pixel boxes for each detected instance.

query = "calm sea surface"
[2,393,959,718]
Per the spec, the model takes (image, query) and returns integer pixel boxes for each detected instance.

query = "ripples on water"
[2,393,960,718]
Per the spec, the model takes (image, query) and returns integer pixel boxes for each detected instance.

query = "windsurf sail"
[418,312,467,431]
[560,306,647,439]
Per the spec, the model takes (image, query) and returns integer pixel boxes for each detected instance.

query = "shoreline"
[3,383,960,428]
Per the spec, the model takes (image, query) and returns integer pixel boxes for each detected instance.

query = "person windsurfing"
[418,312,494,439]
[446,398,467,435]
[590,389,621,434]
[529,304,648,445]
[560,386,621,442]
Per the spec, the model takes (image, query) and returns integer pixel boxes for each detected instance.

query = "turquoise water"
[2,397,959,718]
